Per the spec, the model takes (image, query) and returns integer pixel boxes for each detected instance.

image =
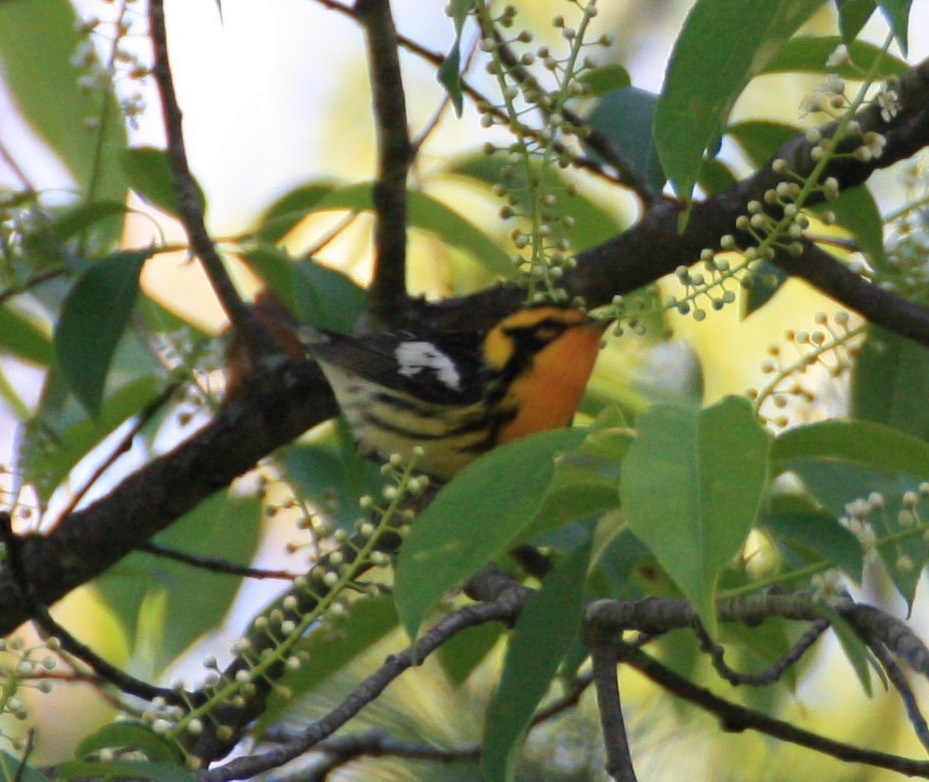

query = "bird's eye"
[533,320,566,342]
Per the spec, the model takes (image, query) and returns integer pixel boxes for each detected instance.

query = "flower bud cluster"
[473,0,609,303]
[747,311,861,430]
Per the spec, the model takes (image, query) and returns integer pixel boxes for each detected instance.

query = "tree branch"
[588,636,638,781]
[355,0,412,327]
[616,641,929,778]
[148,0,273,355]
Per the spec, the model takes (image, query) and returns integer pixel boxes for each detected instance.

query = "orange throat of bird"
[498,322,604,443]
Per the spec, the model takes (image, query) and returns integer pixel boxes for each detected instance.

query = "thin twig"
[867,639,929,754]
[0,512,181,704]
[616,640,929,778]
[311,0,623,188]
[0,267,69,306]
[147,0,273,355]
[196,584,529,782]
[590,639,638,781]
[355,0,412,327]
[13,729,35,782]
[44,383,180,531]
[693,616,830,687]
[141,541,299,580]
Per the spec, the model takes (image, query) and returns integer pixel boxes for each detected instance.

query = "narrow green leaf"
[317,184,514,277]
[771,419,929,477]
[586,87,665,193]
[836,0,877,43]
[761,35,907,77]
[655,0,823,199]
[815,604,876,696]
[395,428,586,640]
[812,185,886,269]
[620,397,770,633]
[0,305,52,365]
[122,147,206,216]
[438,42,464,117]
[57,760,195,782]
[853,326,929,441]
[0,0,127,206]
[482,534,593,782]
[76,722,184,764]
[878,0,911,55]
[254,180,339,244]
[256,595,399,735]
[54,249,151,415]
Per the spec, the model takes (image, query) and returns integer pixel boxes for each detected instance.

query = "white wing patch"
[395,341,462,391]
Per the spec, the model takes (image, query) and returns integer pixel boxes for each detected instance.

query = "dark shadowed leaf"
[54,250,151,415]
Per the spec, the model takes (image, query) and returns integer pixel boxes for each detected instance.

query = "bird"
[300,305,607,480]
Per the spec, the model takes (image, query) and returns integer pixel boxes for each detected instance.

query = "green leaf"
[54,249,150,415]
[655,0,823,200]
[697,157,739,195]
[0,0,127,208]
[761,493,863,579]
[438,42,464,117]
[76,721,184,764]
[760,35,908,78]
[254,180,339,244]
[21,331,164,503]
[394,428,586,640]
[814,604,878,696]
[317,183,514,277]
[771,419,929,478]
[586,87,665,193]
[95,491,263,675]
[122,147,206,217]
[522,426,631,543]
[878,0,911,55]
[742,260,788,317]
[256,595,399,735]
[726,120,800,167]
[836,0,877,43]
[438,621,504,686]
[812,185,886,269]
[57,760,195,782]
[853,326,929,441]
[0,305,52,365]
[579,64,632,97]
[482,534,593,782]
[620,397,770,633]
[244,245,366,333]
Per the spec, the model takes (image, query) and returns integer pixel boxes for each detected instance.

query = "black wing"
[310,328,488,406]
